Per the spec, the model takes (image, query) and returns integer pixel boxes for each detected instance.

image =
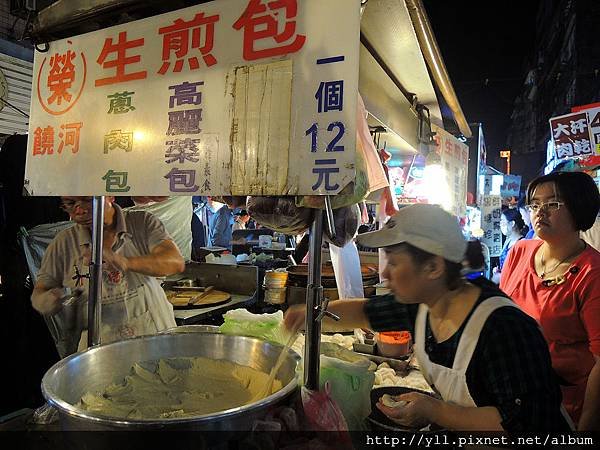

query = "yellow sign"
[500,150,511,158]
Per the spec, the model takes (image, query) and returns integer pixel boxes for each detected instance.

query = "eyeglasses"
[60,197,93,212]
[524,201,564,213]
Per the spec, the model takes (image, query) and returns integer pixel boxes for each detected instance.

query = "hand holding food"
[376,391,438,429]
[380,394,408,408]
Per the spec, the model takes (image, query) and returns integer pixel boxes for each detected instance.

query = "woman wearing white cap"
[284,204,571,431]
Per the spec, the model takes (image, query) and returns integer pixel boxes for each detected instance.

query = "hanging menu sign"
[25,0,360,196]
[481,194,502,257]
[434,125,469,218]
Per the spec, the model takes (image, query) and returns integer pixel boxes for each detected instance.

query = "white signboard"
[25,0,360,196]
[480,194,502,257]
[433,125,469,218]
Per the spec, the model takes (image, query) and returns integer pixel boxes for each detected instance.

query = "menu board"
[25,0,360,196]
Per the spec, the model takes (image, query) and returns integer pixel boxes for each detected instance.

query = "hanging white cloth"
[330,240,364,299]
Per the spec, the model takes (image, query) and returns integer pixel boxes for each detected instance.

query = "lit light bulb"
[133,130,146,142]
[423,163,452,212]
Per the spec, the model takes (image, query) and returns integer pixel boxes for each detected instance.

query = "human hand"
[102,244,129,272]
[81,235,129,272]
[283,304,307,332]
[376,392,440,429]
[45,288,66,315]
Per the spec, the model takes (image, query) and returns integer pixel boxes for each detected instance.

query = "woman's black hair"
[502,207,527,236]
[526,171,600,231]
[386,240,483,290]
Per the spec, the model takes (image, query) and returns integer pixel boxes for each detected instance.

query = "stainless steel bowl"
[160,325,220,334]
[42,333,300,430]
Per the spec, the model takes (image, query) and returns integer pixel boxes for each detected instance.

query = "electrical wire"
[0,97,30,118]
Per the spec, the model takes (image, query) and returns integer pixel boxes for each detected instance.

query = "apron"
[414,296,517,407]
[74,234,175,352]
[413,296,575,429]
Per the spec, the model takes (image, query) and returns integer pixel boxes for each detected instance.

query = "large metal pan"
[42,333,300,430]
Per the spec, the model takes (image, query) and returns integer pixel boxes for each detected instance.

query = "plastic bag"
[329,241,364,299]
[219,308,287,344]
[31,403,59,425]
[247,196,315,234]
[127,196,193,261]
[297,342,375,430]
[301,381,349,434]
[377,148,400,217]
[323,204,360,247]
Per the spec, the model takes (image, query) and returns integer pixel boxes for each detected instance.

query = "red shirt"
[500,239,600,423]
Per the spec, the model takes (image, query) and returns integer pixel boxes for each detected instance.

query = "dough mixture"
[77,357,283,419]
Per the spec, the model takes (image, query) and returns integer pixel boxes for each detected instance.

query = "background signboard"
[480,194,502,257]
[549,111,593,161]
[500,174,521,198]
[25,0,360,196]
[572,103,600,155]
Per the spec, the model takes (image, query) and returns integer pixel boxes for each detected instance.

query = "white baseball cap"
[356,204,467,263]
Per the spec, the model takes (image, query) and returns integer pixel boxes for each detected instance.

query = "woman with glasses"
[500,171,600,430]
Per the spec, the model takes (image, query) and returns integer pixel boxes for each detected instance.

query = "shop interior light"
[423,150,452,211]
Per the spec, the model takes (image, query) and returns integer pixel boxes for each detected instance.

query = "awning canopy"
[360,0,471,158]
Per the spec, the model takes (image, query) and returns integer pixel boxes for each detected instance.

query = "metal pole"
[324,195,336,240]
[87,196,104,347]
[304,210,324,390]
[202,202,210,246]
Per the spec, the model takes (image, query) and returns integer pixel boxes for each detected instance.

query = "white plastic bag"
[329,241,364,299]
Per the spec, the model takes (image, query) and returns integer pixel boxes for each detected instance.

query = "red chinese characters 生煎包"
[233,0,306,61]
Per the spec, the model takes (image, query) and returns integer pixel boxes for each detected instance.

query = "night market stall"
[1,0,474,439]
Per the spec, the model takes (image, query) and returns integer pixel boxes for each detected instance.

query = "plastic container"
[263,269,288,305]
[376,331,412,358]
[353,342,376,354]
[264,287,287,305]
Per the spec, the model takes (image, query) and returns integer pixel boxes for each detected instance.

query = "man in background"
[206,197,233,249]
